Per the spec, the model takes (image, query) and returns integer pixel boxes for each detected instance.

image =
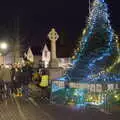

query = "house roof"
[26,43,74,58]
[25,46,42,56]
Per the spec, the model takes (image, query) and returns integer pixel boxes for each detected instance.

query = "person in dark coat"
[22,63,33,85]
[11,64,16,81]
[13,65,23,96]
[22,62,33,98]
[10,64,16,93]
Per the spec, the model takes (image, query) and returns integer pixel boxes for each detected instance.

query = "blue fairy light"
[63,0,119,83]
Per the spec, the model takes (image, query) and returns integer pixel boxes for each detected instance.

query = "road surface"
[0,93,119,120]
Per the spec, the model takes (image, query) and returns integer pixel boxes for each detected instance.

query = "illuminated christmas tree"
[65,0,120,82]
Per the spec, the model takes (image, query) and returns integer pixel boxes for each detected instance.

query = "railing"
[50,79,120,110]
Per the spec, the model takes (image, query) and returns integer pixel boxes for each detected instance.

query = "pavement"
[0,98,21,120]
[0,85,119,120]
[30,98,113,120]
[0,96,53,120]
[30,85,120,120]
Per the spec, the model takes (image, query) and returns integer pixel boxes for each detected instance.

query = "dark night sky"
[0,0,120,54]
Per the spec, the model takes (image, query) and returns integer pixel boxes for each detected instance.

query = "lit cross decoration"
[48,28,59,60]
[48,28,59,41]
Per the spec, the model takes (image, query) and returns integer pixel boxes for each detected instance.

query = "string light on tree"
[65,0,120,82]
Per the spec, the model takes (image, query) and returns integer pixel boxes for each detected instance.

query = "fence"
[50,80,89,104]
[50,79,120,110]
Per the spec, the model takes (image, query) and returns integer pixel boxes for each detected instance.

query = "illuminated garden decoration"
[65,0,120,82]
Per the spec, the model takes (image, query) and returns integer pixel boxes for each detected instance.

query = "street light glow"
[0,42,8,50]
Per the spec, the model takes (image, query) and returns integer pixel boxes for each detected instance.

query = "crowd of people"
[0,61,49,102]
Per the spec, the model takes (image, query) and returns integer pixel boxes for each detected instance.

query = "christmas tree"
[65,0,120,82]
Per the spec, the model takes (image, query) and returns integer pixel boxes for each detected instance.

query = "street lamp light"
[0,42,8,65]
[0,42,8,50]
